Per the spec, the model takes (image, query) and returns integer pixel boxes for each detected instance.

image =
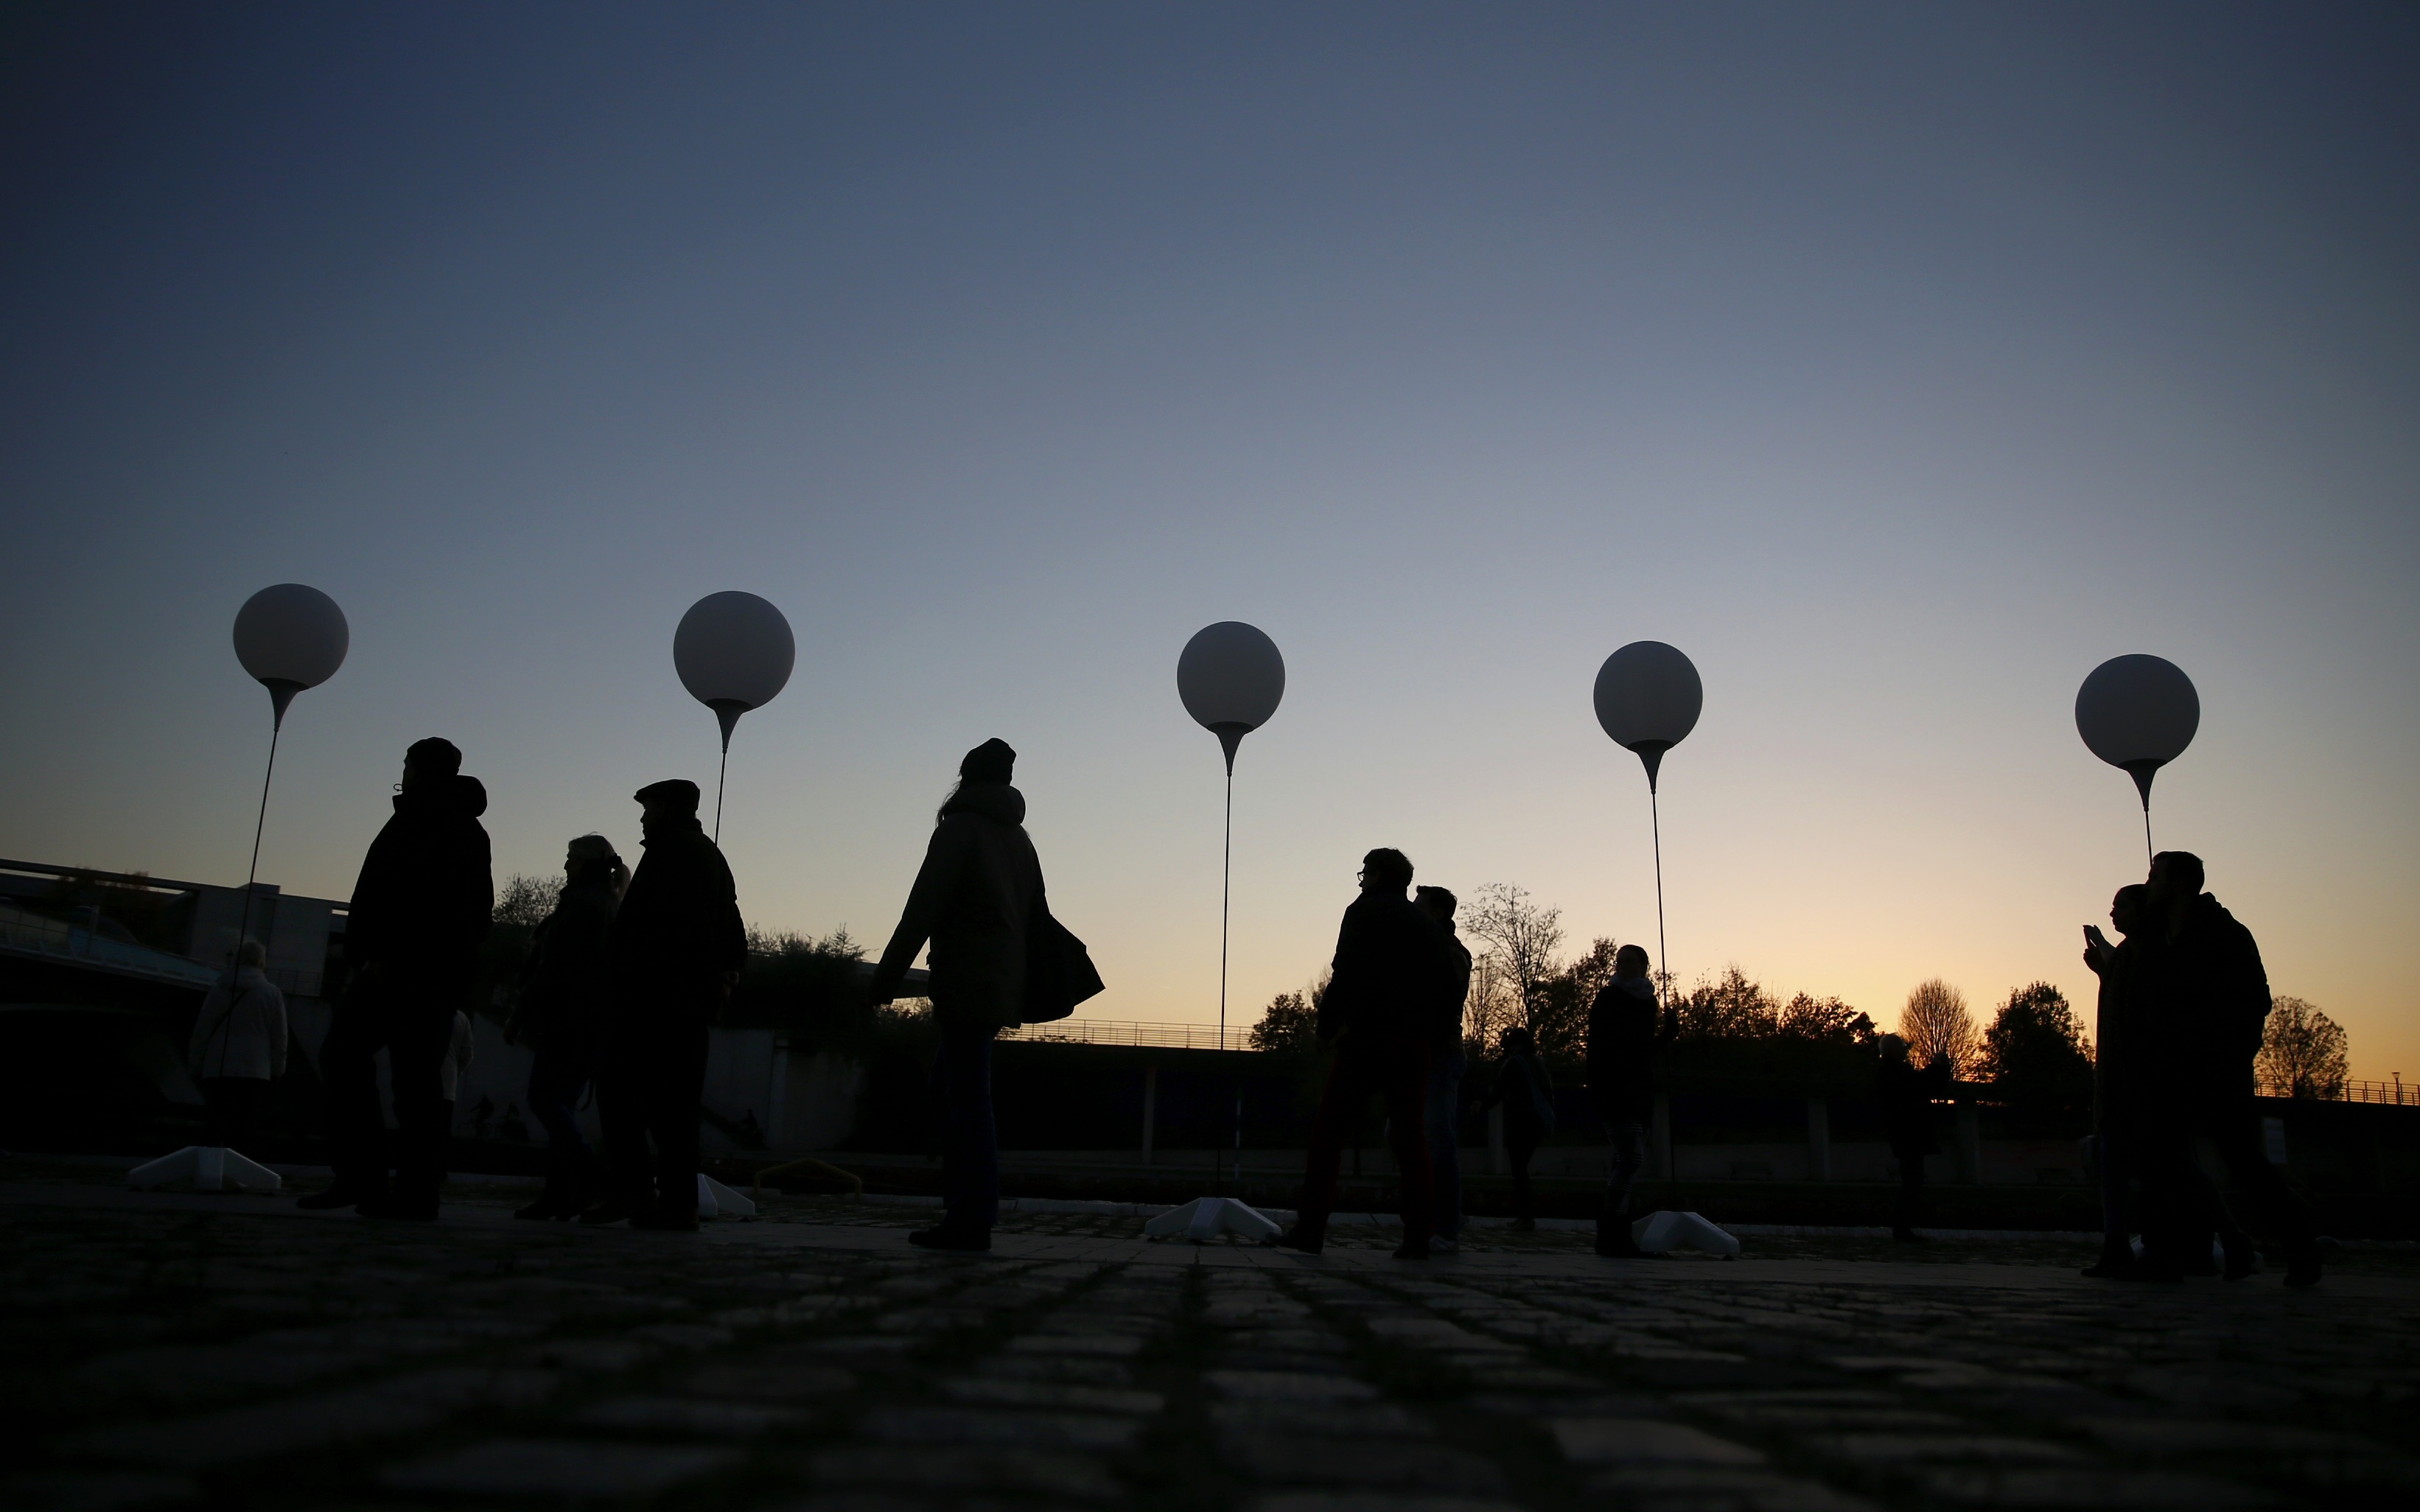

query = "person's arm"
[1316,908,1363,1040]
[869,822,965,1004]
[266,984,289,1079]
[189,983,228,1071]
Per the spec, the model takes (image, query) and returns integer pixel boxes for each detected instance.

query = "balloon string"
[2142,804,2153,869]
[1651,785,1668,1017]
[715,743,728,847]
[1217,762,1233,1194]
[234,721,281,972]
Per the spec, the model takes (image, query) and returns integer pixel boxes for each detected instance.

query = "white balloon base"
[127,1146,284,1195]
[1632,1209,1739,1257]
[1144,1196,1280,1243]
[696,1173,756,1220]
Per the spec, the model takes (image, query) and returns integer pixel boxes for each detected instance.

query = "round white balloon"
[674,592,795,713]
[1178,621,1285,734]
[2075,654,2197,771]
[233,584,349,690]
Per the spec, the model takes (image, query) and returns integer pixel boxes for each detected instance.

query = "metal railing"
[0,901,220,989]
[999,1017,1256,1052]
[2259,1077,2415,1107]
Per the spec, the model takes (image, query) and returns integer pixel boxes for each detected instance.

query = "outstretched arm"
[869,823,965,1004]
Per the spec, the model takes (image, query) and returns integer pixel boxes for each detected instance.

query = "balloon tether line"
[1649,781,1668,1016]
[1216,760,1234,1194]
[2141,802,2153,868]
[231,718,283,976]
[715,741,729,847]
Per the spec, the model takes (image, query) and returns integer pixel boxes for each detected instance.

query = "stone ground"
[6,1161,2419,1512]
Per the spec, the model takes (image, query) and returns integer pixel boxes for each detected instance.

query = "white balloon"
[233,584,348,725]
[674,591,794,748]
[1178,621,1284,768]
[1594,640,1702,789]
[2076,654,2197,806]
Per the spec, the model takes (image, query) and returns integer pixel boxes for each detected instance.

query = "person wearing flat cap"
[584,778,745,1231]
[869,738,1045,1251]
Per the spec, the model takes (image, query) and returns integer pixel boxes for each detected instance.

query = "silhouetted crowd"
[223,736,2320,1285]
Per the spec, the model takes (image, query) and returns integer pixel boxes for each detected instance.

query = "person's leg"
[1290,1041,1372,1247]
[384,997,455,1210]
[2200,1097,2315,1275]
[1381,1039,1435,1252]
[643,1021,710,1225]
[523,1039,597,1217]
[313,982,394,1202]
[1424,1051,1463,1242]
[2085,1122,2138,1274]
[1508,1132,1539,1228]
[1598,1119,1646,1255]
[592,1028,654,1218]
[934,1023,1000,1234]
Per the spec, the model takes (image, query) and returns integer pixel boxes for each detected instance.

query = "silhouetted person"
[1416,885,1474,1253]
[438,1007,473,1134]
[585,780,744,1233]
[303,738,493,1220]
[2081,883,2150,1277]
[869,738,1045,1253]
[2135,850,2320,1287]
[1272,848,1447,1260]
[507,834,626,1219]
[1477,1024,1555,1230]
[1877,1033,1951,1241]
[189,939,287,1148]
[1587,945,1674,1257]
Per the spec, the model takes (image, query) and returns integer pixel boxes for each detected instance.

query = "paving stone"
[519,1338,660,1372]
[809,1445,1123,1499]
[967,1354,1136,1385]
[860,1405,1141,1451]
[679,1361,858,1400]
[573,1395,809,1438]
[1245,1496,1531,1512]
[380,1438,741,1499]
[0,1471,197,1512]
[1223,1438,1510,1493]
[1916,1467,2276,1508]
[59,1367,560,1469]
[940,1377,1164,1413]
[1811,1433,2087,1466]
[1206,1369,1381,1401]
[1003,1332,1142,1357]
[1213,1401,1428,1438]
[1578,1466,1878,1511]
[1556,1418,1765,1466]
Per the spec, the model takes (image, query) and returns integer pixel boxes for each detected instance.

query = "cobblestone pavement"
[7,1176,2418,1512]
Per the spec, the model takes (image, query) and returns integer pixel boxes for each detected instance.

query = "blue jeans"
[1425,1050,1466,1240]
[933,1024,999,1232]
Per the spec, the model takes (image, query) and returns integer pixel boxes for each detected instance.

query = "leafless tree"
[1900,979,1976,1073]
[2256,995,2350,1099]
[1461,883,1564,1038]
[1463,950,1521,1057]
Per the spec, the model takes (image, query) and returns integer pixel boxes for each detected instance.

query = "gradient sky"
[4,3,2414,1077]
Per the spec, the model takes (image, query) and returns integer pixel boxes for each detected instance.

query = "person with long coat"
[1271,847,1451,1260]
[868,738,1045,1252]
[1476,1024,1556,1230]
[302,737,492,1220]
[189,939,287,1148]
[1587,945,1675,1257]
[585,780,744,1232]
[1877,1033,1953,1242]
[507,834,626,1219]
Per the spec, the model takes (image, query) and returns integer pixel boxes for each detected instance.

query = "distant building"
[0,857,347,1002]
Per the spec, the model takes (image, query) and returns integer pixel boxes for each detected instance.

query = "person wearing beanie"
[583,779,745,1233]
[869,738,1045,1251]
[301,737,493,1221]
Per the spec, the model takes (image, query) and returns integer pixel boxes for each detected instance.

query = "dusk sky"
[4,4,2414,1076]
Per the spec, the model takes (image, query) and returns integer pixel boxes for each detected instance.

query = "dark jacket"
[511,873,619,1047]
[1481,1051,1556,1140]
[1433,924,1474,1051]
[2135,893,2270,1099]
[870,783,1044,1032]
[345,775,494,995]
[609,817,744,1015]
[1587,976,1674,1123]
[2091,935,2145,1133]
[1878,1054,1953,1154]
[1318,889,1451,1042]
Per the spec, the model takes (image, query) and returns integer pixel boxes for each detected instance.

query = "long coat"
[609,818,746,1018]
[1587,976,1673,1124]
[870,783,1044,1032]
[345,775,494,998]
[189,966,289,1081]
[512,875,619,1048]
[2135,892,2270,1100]
[1318,890,1451,1043]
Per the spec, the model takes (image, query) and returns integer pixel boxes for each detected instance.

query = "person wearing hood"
[1587,945,1676,1257]
[868,738,1044,1252]
[584,781,745,1233]
[2135,850,2320,1287]
[507,833,626,1220]
[301,738,493,1220]
[1270,847,1450,1260]
[1416,885,1475,1253]
[189,939,287,1148]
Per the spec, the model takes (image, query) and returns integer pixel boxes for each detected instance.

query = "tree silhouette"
[1250,990,1320,1055]
[2256,995,2350,1099]
[1900,979,1975,1073]
[1462,883,1565,1040]
[1975,981,2091,1104]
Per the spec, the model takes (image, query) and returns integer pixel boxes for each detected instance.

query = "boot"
[515,1166,569,1221]
[908,1225,990,1251]
[2080,1241,2138,1278]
